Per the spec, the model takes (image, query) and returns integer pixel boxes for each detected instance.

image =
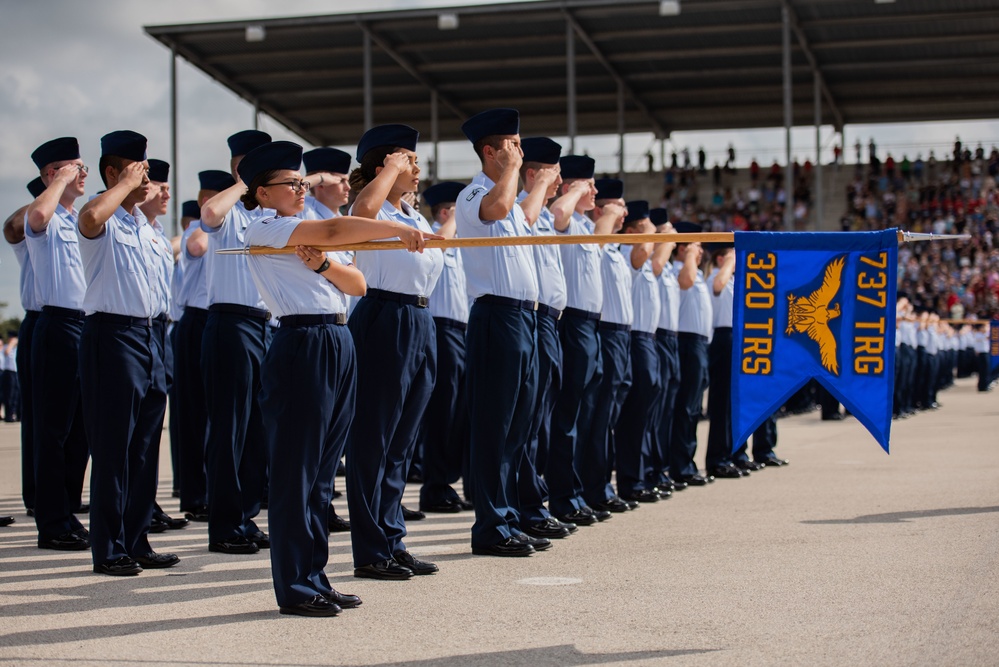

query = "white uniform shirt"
[707,267,734,329]
[557,211,602,313]
[244,215,348,318]
[674,260,713,338]
[454,172,538,301]
[146,218,173,318]
[517,191,567,311]
[203,201,271,309]
[428,221,469,323]
[24,204,87,310]
[624,244,660,334]
[349,200,442,297]
[10,239,40,312]
[78,206,157,318]
[600,244,634,326]
[657,262,681,332]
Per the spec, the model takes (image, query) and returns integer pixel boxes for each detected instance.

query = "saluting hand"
[383,151,412,174]
[494,140,523,174]
[534,165,559,188]
[602,201,626,224]
[118,161,147,190]
[51,164,81,185]
[657,221,676,235]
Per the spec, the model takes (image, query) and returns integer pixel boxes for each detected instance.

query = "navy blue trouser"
[0,371,18,421]
[518,309,562,526]
[261,321,355,608]
[32,309,88,539]
[548,312,598,516]
[167,324,180,491]
[706,327,735,468]
[175,307,209,511]
[346,296,436,567]
[466,300,538,548]
[17,311,38,511]
[577,325,631,507]
[419,318,468,507]
[748,415,777,461]
[615,332,660,496]
[648,330,680,486]
[671,332,708,479]
[80,315,166,564]
[201,309,269,543]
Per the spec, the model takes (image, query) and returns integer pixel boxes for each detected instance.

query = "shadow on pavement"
[802,505,999,524]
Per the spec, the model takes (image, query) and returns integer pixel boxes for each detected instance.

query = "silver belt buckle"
[532,301,539,311]
[417,295,429,308]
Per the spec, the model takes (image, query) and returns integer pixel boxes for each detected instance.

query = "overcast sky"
[2,0,997,318]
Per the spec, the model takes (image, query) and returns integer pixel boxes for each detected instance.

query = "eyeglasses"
[76,165,89,174]
[263,179,311,193]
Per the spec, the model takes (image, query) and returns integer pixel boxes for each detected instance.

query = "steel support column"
[814,75,823,230]
[170,47,179,236]
[782,3,793,231]
[363,31,373,130]
[566,19,576,154]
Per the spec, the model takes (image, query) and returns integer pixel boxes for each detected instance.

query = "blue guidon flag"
[991,320,999,372]
[731,229,898,453]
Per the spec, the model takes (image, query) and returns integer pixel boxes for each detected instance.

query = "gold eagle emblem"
[785,256,844,375]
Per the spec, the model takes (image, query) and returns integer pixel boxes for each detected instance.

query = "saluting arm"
[550,180,589,232]
[592,202,625,247]
[518,167,559,225]
[25,165,77,233]
[712,251,736,296]
[650,224,677,277]
[287,216,440,253]
[677,246,700,290]
[3,206,29,244]
[351,152,410,219]
[201,181,245,229]
[478,140,522,222]
[78,162,145,239]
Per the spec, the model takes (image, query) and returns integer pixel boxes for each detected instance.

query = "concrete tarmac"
[0,378,996,667]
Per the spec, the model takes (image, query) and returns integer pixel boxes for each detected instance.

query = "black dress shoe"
[323,589,361,609]
[73,527,90,539]
[279,594,340,617]
[134,552,180,568]
[153,510,189,530]
[555,518,578,533]
[680,474,711,486]
[759,456,789,467]
[248,530,270,549]
[328,512,351,534]
[458,498,474,511]
[557,509,596,526]
[623,490,661,504]
[401,505,426,521]
[472,537,534,557]
[39,531,90,551]
[332,490,342,499]
[590,508,613,522]
[354,559,414,580]
[735,460,765,472]
[419,498,462,514]
[709,465,744,479]
[171,489,181,498]
[594,497,630,513]
[515,533,551,551]
[149,517,169,533]
[0,516,15,527]
[652,486,673,499]
[25,508,35,517]
[393,550,439,575]
[822,413,845,421]
[671,479,688,491]
[209,537,260,554]
[74,503,90,514]
[524,518,571,539]
[183,505,209,522]
[94,556,142,576]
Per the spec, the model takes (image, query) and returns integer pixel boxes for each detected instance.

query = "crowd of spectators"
[842,138,999,320]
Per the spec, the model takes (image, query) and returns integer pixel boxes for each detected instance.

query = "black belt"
[25,309,41,317]
[632,331,656,341]
[42,305,85,320]
[154,314,169,324]
[87,312,153,327]
[678,331,708,342]
[434,317,467,332]
[280,313,347,327]
[537,303,563,321]
[184,307,209,317]
[209,303,271,321]
[476,294,538,311]
[367,288,429,308]
[599,321,631,332]
[656,329,678,339]
[563,307,601,321]
[715,326,733,332]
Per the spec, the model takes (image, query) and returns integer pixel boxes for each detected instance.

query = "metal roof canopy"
[145,0,999,148]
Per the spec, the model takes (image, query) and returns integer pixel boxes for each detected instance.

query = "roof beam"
[354,21,467,123]
[561,8,668,138]
[784,1,843,131]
